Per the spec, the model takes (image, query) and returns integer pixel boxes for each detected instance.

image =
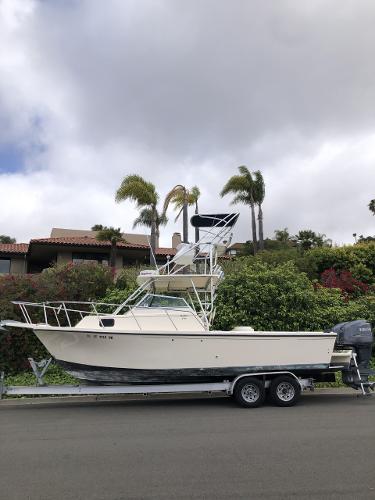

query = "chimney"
[172,232,182,249]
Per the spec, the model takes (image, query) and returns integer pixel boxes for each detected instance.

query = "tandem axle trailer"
[1,356,372,408]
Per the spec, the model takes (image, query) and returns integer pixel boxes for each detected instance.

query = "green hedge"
[252,243,375,283]
[214,261,375,332]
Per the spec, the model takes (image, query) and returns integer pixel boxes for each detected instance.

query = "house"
[0,228,182,275]
[226,242,246,256]
[0,243,28,274]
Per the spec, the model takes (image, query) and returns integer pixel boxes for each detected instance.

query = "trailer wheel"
[269,376,301,407]
[233,377,266,408]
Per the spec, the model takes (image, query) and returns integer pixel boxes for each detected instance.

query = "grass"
[4,363,78,387]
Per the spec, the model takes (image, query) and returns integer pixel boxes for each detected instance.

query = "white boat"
[0,213,358,385]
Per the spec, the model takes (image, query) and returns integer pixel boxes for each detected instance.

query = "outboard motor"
[330,320,375,393]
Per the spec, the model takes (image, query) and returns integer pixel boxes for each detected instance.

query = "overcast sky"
[0,0,374,247]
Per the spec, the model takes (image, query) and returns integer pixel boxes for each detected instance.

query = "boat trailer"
[1,354,373,408]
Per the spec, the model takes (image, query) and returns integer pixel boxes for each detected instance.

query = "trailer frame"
[0,357,318,403]
[1,356,371,405]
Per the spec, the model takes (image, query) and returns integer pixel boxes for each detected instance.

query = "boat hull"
[33,327,337,384]
[56,359,336,384]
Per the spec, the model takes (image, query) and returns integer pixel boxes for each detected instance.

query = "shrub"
[0,263,114,374]
[114,266,141,292]
[305,243,375,282]
[214,261,375,332]
[236,242,375,283]
[320,268,370,297]
[228,249,320,281]
[98,265,141,309]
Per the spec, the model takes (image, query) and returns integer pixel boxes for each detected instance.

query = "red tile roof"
[0,243,29,254]
[29,237,176,255]
[0,237,176,257]
[30,236,148,249]
[154,247,176,256]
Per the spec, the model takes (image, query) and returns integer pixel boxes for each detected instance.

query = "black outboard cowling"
[330,320,374,392]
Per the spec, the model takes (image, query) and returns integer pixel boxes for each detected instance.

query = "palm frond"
[163,185,185,214]
[115,174,158,207]
[157,212,168,226]
[253,170,265,205]
[189,186,200,202]
[132,208,153,229]
[95,226,124,244]
[171,191,185,210]
[220,175,249,197]
[231,193,250,205]
[238,165,253,181]
[132,208,168,229]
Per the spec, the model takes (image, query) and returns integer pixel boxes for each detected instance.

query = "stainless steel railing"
[13,300,121,328]
[11,300,207,331]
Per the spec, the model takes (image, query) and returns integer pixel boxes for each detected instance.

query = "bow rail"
[12,300,120,328]
[9,298,206,332]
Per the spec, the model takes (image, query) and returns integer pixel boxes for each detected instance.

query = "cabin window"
[137,294,189,309]
[100,318,115,327]
[0,259,11,274]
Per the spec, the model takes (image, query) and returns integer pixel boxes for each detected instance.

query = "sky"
[0,0,374,247]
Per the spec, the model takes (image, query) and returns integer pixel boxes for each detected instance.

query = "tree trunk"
[155,224,160,250]
[258,204,264,251]
[250,204,258,255]
[182,202,189,243]
[195,202,199,244]
[150,215,157,267]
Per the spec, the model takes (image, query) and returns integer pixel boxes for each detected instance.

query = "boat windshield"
[136,294,190,309]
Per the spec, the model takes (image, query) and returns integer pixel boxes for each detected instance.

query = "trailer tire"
[233,377,266,408]
[269,376,301,407]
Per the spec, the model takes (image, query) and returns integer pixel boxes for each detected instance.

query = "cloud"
[0,0,374,246]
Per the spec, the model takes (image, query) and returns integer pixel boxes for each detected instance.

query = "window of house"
[0,259,11,274]
[72,253,109,266]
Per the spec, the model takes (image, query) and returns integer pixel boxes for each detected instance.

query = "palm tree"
[292,230,331,252]
[92,225,124,268]
[163,185,200,243]
[115,175,166,266]
[132,208,167,249]
[220,166,258,254]
[274,228,291,243]
[253,171,265,251]
[369,199,375,215]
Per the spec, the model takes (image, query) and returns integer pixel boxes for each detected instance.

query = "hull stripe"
[35,328,336,339]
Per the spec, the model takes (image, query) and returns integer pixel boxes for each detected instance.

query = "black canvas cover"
[190,213,239,228]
